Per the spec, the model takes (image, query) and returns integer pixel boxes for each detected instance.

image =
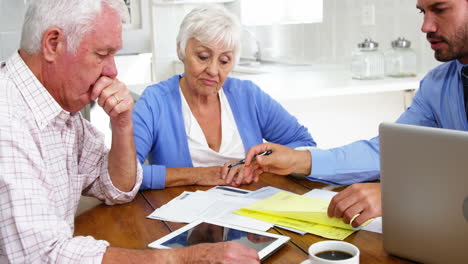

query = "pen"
[228,150,272,168]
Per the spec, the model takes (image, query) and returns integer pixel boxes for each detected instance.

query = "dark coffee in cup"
[315,250,353,260]
[308,241,360,264]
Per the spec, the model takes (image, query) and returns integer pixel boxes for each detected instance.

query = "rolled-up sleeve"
[83,155,143,205]
[78,120,142,205]
[141,164,166,190]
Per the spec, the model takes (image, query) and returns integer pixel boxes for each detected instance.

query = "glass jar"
[384,37,417,77]
[351,38,384,80]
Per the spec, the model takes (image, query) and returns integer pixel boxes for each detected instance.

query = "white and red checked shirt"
[0,52,142,263]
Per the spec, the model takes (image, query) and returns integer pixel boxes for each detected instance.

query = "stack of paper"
[147,189,273,231]
[235,192,361,240]
[147,186,381,239]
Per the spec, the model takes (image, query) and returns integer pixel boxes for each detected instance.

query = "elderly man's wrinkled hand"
[91,76,134,128]
[182,242,260,264]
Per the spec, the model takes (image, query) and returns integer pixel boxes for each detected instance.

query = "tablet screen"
[161,222,277,252]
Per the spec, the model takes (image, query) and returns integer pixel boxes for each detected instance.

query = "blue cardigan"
[133,74,315,190]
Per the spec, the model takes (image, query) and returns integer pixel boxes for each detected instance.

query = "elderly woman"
[133,5,315,190]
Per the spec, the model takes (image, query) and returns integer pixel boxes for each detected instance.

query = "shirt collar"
[455,59,468,73]
[6,52,68,130]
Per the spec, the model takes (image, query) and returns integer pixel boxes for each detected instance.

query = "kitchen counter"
[130,63,421,101]
[234,69,419,100]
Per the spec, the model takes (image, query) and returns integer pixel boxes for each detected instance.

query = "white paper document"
[205,185,252,197]
[147,190,273,231]
[147,186,381,234]
[244,186,292,200]
[303,189,383,234]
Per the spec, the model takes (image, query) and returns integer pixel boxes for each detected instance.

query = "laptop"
[380,122,468,264]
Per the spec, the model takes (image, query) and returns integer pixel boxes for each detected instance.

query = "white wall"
[0,0,151,60]
[150,0,441,81]
[150,2,229,82]
[0,0,26,61]
[2,1,441,76]
[238,0,440,74]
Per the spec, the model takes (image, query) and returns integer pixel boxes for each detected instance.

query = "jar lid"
[391,37,411,48]
[357,38,379,51]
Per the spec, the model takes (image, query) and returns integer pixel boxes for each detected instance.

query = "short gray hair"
[20,0,129,54]
[176,5,241,64]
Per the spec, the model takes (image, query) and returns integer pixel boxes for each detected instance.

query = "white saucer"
[300,260,312,264]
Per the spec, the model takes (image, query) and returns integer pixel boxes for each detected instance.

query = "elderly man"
[0,0,259,263]
[243,0,468,228]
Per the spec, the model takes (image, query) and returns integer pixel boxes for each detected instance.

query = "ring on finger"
[113,93,121,104]
[350,214,364,231]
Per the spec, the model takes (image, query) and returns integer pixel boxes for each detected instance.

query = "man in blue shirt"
[241,0,468,228]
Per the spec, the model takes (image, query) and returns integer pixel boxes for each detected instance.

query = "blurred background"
[0,0,438,148]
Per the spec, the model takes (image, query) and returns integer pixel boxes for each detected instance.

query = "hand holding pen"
[222,143,312,186]
[222,150,272,186]
[242,143,312,177]
[228,150,273,168]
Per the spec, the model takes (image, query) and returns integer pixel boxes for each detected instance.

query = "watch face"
[464,196,468,222]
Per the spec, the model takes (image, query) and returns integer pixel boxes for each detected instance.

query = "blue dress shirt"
[308,60,468,185]
[133,75,315,190]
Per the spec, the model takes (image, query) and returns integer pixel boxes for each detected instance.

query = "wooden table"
[75,174,415,263]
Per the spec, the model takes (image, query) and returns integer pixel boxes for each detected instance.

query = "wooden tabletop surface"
[75,174,415,263]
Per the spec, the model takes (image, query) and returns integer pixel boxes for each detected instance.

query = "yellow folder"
[234,192,366,240]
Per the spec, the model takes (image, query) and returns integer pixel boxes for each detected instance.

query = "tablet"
[148,220,290,260]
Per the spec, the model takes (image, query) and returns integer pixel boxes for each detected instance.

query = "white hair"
[176,5,241,64]
[20,0,129,54]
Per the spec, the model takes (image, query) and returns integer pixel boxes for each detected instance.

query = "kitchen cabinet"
[234,68,418,148]
[276,89,415,148]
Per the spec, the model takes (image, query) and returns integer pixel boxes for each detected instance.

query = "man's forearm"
[108,124,137,192]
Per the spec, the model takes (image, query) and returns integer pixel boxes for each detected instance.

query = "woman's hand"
[221,161,261,186]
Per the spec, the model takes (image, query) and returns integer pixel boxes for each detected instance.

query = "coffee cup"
[301,241,359,264]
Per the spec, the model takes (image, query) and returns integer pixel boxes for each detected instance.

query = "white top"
[180,87,245,167]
